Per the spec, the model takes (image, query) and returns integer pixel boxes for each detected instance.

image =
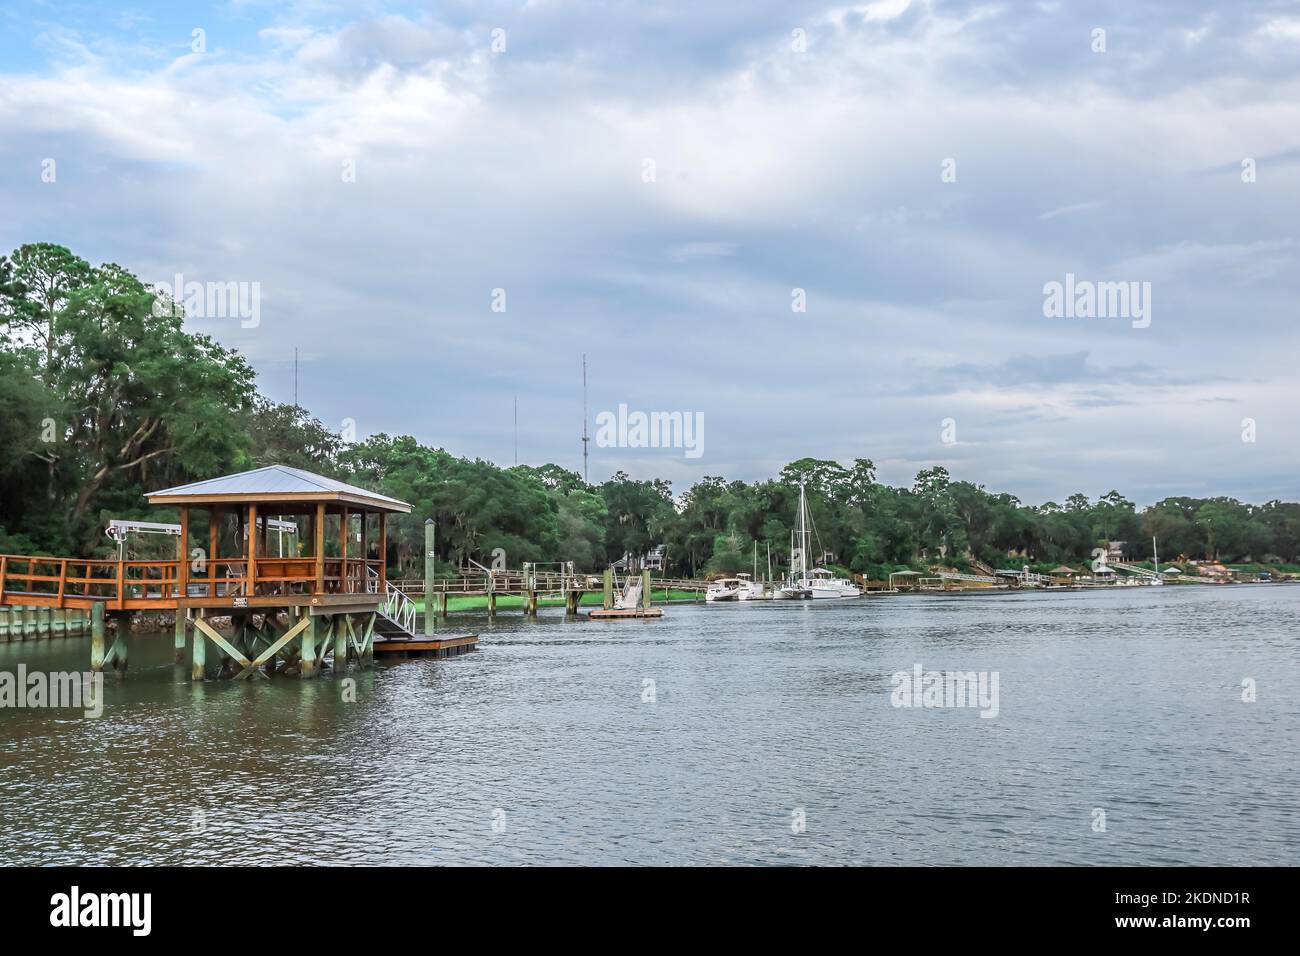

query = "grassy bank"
[413,589,702,613]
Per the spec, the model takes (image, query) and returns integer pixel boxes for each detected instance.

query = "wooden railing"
[0,553,385,608]
[389,571,710,596]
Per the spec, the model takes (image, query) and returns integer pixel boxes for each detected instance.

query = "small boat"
[735,572,767,600]
[705,578,744,602]
[773,582,813,600]
[803,567,861,599]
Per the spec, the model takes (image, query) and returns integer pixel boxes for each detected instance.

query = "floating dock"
[373,633,479,657]
[587,607,663,620]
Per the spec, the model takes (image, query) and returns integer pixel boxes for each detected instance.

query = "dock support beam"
[89,602,105,672]
[174,613,187,665]
[191,611,207,681]
[301,616,319,678]
[438,593,448,618]
[566,590,582,615]
[603,569,613,610]
[642,570,652,609]
[333,615,347,673]
[487,589,497,617]
[526,589,537,617]
[106,612,129,676]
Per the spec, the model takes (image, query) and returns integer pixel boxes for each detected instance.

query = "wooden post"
[603,569,613,609]
[301,615,319,678]
[90,602,105,672]
[192,610,206,681]
[38,607,50,637]
[526,589,537,616]
[339,507,349,593]
[115,559,125,610]
[439,593,448,618]
[424,519,435,636]
[314,503,326,593]
[358,513,367,584]
[177,505,189,599]
[109,612,129,676]
[56,559,67,608]
[247,503,258,597]
[208,506,219,596]
[378,513,387,592]
[487,573,496,618]
[174,612,187,665]
[642,569,652,609]
[333,614,347,673]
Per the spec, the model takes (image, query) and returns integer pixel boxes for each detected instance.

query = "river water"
[1,585,1296,865]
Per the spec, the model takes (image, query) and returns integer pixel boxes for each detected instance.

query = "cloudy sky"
[2,0,1298,504]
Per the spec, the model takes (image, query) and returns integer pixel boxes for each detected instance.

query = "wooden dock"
[373,633,479,657]
[587,607,663,620]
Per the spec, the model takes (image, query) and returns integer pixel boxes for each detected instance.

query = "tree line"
[3,243,1298,579]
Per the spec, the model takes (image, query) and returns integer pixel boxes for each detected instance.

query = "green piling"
[90,602,105,671]
[174,614,187,665]
[424,518,436,636]
[191,612,206,681]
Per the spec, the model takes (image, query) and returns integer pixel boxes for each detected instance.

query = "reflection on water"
[1,585,1297,865]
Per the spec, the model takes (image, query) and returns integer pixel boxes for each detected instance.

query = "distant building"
[1107,541,1126,561]
[613,545,666,573]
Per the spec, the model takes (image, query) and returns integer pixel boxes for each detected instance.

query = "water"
[1,585,1296,865]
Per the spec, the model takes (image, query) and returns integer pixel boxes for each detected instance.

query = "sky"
[1,0,1298,505]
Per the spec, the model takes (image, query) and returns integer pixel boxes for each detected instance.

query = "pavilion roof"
[146,465,411,513]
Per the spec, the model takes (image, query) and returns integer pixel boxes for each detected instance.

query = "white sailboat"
[790,480,861,599]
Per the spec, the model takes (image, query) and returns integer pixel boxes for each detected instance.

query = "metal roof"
[147,465,411,513]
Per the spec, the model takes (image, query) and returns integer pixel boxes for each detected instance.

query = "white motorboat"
[705,578,744,602]
[803,566,862,599]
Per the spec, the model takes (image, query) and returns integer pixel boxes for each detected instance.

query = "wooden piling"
[642,570,652,609]
[424,519,436,637]
[90,602,105,672]
[108,612,129,676]
[301,616,318,678]
[603,569,613,610]
[333,614,348,672]
[192,611,207,681]
[174,613,187,665]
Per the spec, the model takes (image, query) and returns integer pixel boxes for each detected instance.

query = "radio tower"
[581,354,589,484]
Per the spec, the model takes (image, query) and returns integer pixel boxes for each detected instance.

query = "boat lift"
[106,517,299,560]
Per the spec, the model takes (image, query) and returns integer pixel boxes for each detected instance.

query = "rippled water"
[1,585,1297,865]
